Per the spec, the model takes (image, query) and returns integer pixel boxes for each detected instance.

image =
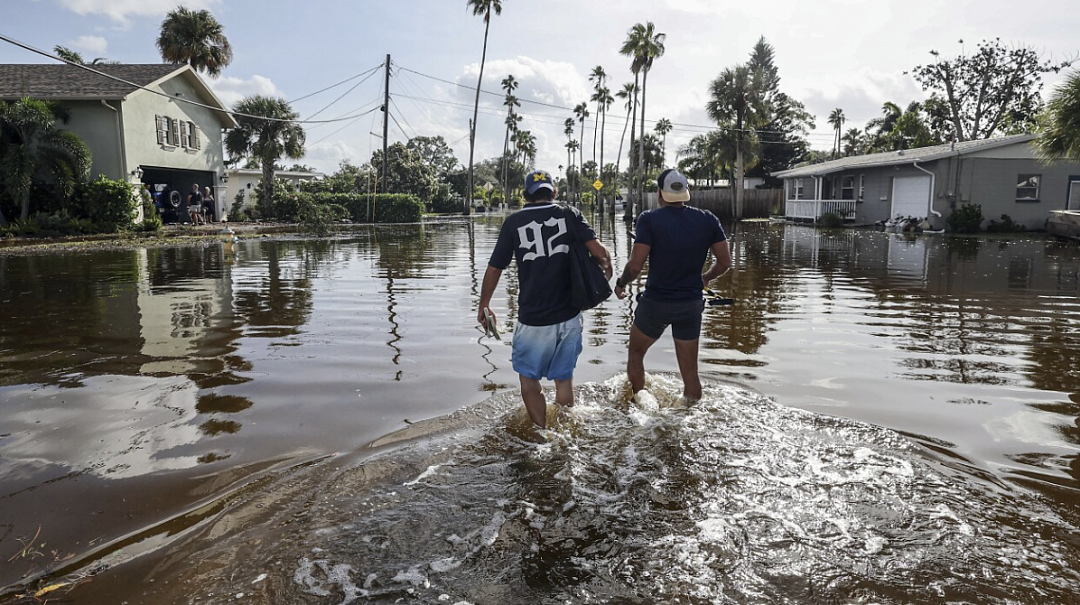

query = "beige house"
[0,63,238,223]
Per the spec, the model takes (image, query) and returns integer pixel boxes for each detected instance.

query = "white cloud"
[56,0,220,27]
[208,74,285,110]
[70,35,107,55]
[303,140,361,175]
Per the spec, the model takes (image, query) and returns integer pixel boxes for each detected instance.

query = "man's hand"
[614,284,629,300]
[477,306,495,326]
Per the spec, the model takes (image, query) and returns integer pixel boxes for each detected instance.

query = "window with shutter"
[169,118,180,147]
[155,115,166,145]
[193,124,200,150]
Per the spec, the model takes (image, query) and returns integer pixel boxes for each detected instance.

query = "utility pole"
[381,54,390,185]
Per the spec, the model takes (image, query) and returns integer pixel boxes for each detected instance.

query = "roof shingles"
[0,64,185,100]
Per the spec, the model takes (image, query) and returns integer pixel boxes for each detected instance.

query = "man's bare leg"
[673,337,702,400]
[520,375,547,427]
[627,324,658,394]
[554,378,574,407]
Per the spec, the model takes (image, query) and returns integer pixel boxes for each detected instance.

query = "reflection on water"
[1,220,1080,602]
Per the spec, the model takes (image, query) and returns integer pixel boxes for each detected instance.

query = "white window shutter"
[155,115,165,145]
[170,118,180,147]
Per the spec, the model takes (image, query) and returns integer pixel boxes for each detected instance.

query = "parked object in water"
[1046,210,1080,241]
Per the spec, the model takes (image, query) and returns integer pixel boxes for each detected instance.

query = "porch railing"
[785,199,857,221]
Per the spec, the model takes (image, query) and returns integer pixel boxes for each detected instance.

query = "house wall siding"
[960,158,1078,229]
[121,75,224,182]
[60,100,123,181]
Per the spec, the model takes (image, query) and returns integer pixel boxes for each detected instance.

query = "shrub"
[70,176,138,232]
[817,211,843,228]
[138,187,163,232]
[335,193,423,223]
[947,203,983,233]
[985,213,1026,233]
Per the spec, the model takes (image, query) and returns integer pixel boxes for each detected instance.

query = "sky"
[3,0,1080,177]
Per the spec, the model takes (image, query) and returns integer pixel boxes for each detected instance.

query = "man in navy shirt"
[614,168,732,400]
[478,170,612,427]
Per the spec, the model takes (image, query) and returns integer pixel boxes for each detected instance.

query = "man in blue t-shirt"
[613,168,732,400]
[478,169,612,427]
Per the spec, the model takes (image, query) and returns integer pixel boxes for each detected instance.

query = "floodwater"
[1,217,1080,604]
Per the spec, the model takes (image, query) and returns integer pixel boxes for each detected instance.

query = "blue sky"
[3,0,1080,175]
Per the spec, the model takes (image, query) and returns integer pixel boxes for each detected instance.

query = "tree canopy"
[156,7,234,77]
[225,96,305,215]
[909,38,1074,141]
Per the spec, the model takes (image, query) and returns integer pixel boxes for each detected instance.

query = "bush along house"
[773,134,1080,231]
[0,63,239,223]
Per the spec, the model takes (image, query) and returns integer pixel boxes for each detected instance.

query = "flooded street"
[2,217,1080,603]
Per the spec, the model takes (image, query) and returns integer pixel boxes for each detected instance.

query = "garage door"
[891,176,930,220]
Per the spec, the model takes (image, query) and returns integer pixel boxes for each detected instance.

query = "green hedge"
[312,192,423,223]
[70,176,138,232]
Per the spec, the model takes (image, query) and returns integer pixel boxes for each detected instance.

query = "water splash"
[64,375,1080,604]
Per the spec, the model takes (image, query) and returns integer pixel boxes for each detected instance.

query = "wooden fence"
[643,188,782,219]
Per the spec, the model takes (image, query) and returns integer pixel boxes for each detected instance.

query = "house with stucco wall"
[0,63,238,221]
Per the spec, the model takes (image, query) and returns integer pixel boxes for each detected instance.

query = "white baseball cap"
[657,169,690,202]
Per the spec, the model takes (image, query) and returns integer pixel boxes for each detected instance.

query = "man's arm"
[477,265,503,325]
[613,242,651,299]
[583,239,613,280]
[702,240,732,287]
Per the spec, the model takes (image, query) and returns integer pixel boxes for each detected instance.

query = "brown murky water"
[2,217,1079,603]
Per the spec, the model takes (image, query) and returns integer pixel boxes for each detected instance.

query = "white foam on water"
[404,463,444,486]
[391,566,429,587]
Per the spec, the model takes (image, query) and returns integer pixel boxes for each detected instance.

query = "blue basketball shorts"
[511,313,583,381]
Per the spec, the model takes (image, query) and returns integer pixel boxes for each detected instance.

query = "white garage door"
[891,176,931,220]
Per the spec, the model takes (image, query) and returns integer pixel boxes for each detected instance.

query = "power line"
[0,32,376,125]
[288,63,383,104]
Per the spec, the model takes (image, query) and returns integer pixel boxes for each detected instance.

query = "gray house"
[773,134,1080,230]
[0,63,238,221]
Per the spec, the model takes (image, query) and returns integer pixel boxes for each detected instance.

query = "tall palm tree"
[621,22,665,217]
[654,117,673,164]
[614,82,637,215]
[500,74,519,206]
[573,102,590,203]
[706,65,766,219]
[224,96,305,217]
[827,108,845,158]
[0,97,91,226]
[1035,71,1080,163]
[464,0,503,216]
[563,118,576,200]
[593,86,614,206]
[156,7,233,77]
[588,66,606,168]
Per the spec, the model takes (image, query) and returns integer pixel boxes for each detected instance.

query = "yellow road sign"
[592,179,604,190]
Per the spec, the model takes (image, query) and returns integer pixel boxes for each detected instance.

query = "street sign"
[592,179,604,191]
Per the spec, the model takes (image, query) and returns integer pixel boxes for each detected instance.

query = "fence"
[643,188,782,219]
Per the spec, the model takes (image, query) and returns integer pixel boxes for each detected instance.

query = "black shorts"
[633,296,705,341]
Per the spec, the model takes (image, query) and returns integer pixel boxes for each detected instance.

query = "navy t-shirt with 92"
[635,204,727,302]
[489,203,596,326]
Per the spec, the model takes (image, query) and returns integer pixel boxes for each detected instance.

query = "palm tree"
[593,86,614,206]
[588,66,606,168]
[500,74,519,206]
[0,97,91,226]
[706,65,766,219]
[53,45,116,65]
[614,82,637,214]
[573,102,590,203]
[1035,71,1080,163]
[621,22,665,217]
[655,117,673,164]
[827,108,845,158]
[464,0,503,216]
[156,7,233,77]
[224,96,305,217]
[842,127,863,156]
